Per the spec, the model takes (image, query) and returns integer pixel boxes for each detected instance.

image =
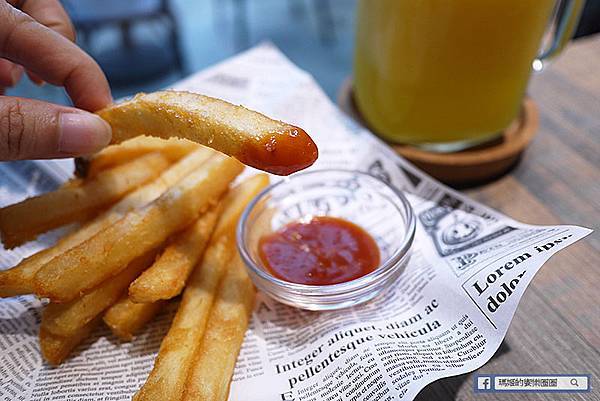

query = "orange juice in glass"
[354,0,584,151]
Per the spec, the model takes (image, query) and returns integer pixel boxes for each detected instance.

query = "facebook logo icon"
[476,376,493,392]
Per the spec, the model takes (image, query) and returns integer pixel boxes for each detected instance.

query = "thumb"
[0,96,111,160]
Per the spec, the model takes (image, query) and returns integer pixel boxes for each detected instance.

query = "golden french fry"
[128,174,268,303]
[34,154,243,303]
[41,250,158,337]
[87,136,199,178]
[212,174,270,240]
[60,178,84,189]
[103,296,166,341]
[97,90,318,175]
[128,205,222,303]
[0,148,214,298]
[40,317,100,366]
[132,236,235,401]
[0,152,170,249]
[133,174,267,401]
[182,254,255,401]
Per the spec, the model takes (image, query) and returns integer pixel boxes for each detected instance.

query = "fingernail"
[59,113,112,155]
[10,66,23,86]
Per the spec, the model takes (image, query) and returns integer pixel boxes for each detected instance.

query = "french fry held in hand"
[41,250,158,337]
[133,174,269,401]
[85,136,199,178]
[129,174,269,303]
[0,148,214,298]
[103,296,166,341]
[40,318,101,366]
[97,90,318,175]
[128,204,222,303]
[182,254,255,401]
[34,154,243,303]
[0,152,170,249]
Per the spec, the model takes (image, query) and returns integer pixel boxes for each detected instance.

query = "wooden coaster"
[337,79,539,187]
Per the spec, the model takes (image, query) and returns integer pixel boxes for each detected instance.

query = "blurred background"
[6,0,600,104]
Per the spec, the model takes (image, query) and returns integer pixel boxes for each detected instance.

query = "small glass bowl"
[237,169,415,310]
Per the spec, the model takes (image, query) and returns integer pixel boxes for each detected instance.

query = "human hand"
[0,0,112,160]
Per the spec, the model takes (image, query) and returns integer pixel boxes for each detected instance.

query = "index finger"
[7,0,75,42]
[0,2,111,111]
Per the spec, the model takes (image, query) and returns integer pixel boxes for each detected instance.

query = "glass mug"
[353,0,585,151]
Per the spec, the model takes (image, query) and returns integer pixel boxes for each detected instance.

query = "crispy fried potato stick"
[86,136,199,178]
[0,152,170,249]
[129,174,268,303]
[128,205,222,303]
[0,148,214,298]
[40,317,100,366]
[61,178,84,189]
[41,250,158,337]
[182,254,255,401]
[133,175,268,401]
[132,236,235,401]
[34,154,243,303]
[103,296,166,341]
[212,174,270,240]
[97,90,318,175]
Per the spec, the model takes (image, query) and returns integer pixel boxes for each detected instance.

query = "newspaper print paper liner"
[0,44,591,401]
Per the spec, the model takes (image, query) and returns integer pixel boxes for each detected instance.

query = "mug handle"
[534,0,585,71]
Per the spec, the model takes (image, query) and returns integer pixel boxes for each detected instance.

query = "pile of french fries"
[0,136,268,401]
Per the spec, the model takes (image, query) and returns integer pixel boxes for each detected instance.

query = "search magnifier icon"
[570,378,579,387]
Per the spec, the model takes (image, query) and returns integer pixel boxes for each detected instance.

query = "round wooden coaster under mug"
[337,79,539,187]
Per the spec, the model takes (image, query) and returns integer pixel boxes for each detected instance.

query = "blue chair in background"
[62,0,185,86]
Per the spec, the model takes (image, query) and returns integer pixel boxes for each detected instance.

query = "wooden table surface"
[415,35,600,400]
